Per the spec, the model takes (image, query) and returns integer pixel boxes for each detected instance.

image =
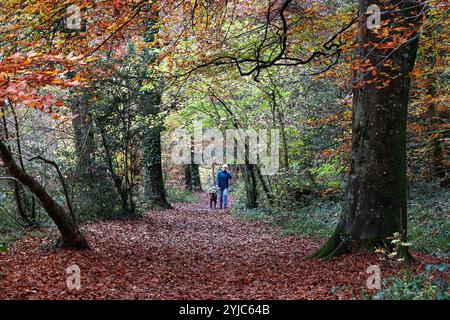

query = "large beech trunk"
[311,0,423,260]
[0,139,89,249]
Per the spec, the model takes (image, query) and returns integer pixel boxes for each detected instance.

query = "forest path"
[0,194,431,299]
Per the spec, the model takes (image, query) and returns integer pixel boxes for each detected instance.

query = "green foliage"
[73,174,121,220]
[232,182,339,239]
[233,180,449,259]
[408,182,450,255]
[0,227,53,253]
[166,186,199,204]
[370,268,449,300]
[0,182,50,231]
[0,232,16,252]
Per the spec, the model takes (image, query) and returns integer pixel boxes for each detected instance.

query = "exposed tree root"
[307,228,348,260]
[56,233,90,250]
[308,228,413,263]
[149,200,173,210]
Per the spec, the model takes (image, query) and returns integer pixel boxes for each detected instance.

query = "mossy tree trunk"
[184,164,201,190]
[184,144,201,191]
[244,163,258,209]
[143,123,171,209]
[190,163,201,190]
[311,0,424,260]
[184,164,192,190]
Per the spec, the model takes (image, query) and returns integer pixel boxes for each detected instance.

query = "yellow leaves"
[85,56,98,63]
[79,56,98,66]
[44,70,59,76]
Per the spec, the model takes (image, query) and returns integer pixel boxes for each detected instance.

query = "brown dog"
[209,186,218,209]
[210,192,217,209]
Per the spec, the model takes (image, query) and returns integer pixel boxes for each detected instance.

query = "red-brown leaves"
[0,195,443,300]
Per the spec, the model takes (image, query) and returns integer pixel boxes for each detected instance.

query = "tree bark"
[143,124,172,208]
[71,94,95,181]
[311,0,423,260]
[71,94,102,216]
[184,164,192,190]
[184,154,201,191]
[255,165,274,206]
[97,120,135,216]
[244,163,258,209]
[190,163,201,190]
[0,139,89,249]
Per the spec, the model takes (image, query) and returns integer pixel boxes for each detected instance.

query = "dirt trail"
[0,194,436,299]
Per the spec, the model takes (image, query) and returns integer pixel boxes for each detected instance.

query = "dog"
[209,186,218,209]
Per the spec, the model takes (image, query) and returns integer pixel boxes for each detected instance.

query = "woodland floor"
[0,194,443,300]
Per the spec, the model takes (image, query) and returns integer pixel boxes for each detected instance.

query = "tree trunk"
[184,164,192,190]
[71,93,101,215]
[255,165,274,206]
[1,102,37,228]
[72,94,95,181]
[278,110,289,173]
[0,139,89,249]
[244,163,258,209]
[190,163,201,190]
[311,0,423,260]
[184,161,201,191]
[143,124,172,208]
[97,121,135,216]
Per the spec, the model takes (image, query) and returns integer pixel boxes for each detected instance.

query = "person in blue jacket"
[215,164,233,209]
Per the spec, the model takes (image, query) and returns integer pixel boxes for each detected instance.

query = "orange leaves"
[0,49,86,118]
[0,0,160,118]
[408,123,428,134]
[430,133,442,140]
[319,149,334,159]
